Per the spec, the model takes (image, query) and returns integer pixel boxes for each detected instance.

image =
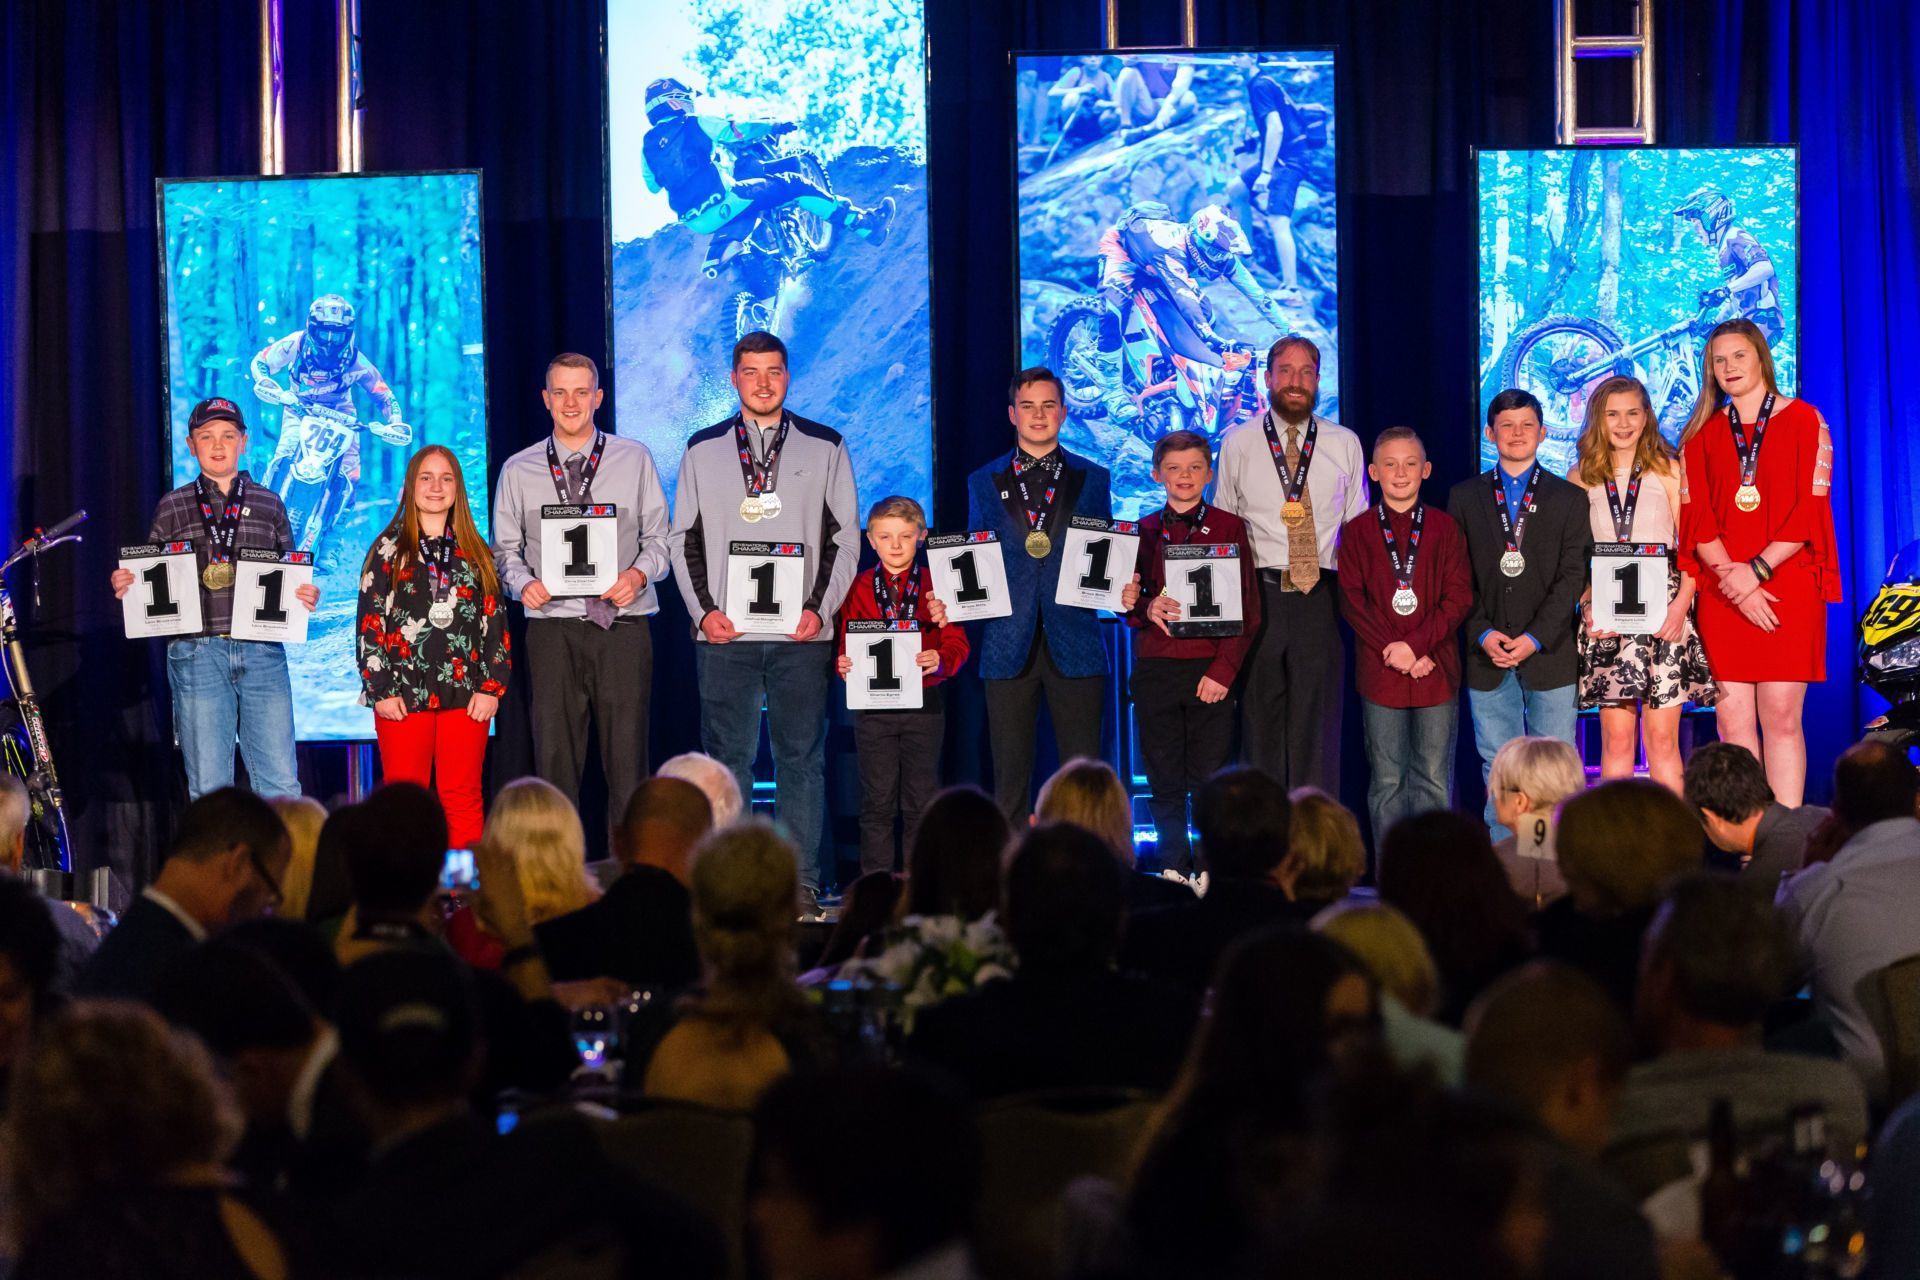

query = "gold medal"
[1281,500,1307,526]
[1735,484,1762,513]
[201,561,234,591]
[739,495,764,523]
[1024,531,1052,559]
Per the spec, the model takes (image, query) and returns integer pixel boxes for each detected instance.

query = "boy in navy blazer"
[966,368,1139,818]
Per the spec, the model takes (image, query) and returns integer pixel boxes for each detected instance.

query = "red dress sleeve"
[1675,426,1720,577]
[1769,403,1843,603]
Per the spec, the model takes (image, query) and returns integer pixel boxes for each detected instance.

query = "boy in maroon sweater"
[835,496,971,875]
[1337,427,1472,845]
[1126,431,1261,875]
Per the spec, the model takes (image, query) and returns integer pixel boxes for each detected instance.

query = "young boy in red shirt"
[835,496,970,875]
[1126,431,1261,876]
[1338,427,1472,845]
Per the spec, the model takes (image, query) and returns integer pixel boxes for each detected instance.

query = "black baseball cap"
[188,397,248,432]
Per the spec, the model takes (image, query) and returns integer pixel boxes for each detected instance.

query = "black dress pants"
[984,628,1105,820]
[1131,656,1236,874]
[526,617,652,816]
[853,687,945,875]
[1240,572,1342,795]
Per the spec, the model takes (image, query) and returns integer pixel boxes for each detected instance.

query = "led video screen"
[606,0,933,514]
[1477,147,1798,475]
[159,171,489,742]
[1016,49,1338,520]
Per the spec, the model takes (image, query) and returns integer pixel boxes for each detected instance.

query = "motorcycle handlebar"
[38,510,87,542]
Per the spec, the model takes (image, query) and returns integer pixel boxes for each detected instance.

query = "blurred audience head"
[0,772,30,872]
[158,786,292,928]
[658,751,744,827]
[1193,766,1295,884]
[477,777,597,926]
[1287,786,1366,903]
[1830,739,1920,832]
[817,871,902,970]
[617,775,715,884]
[3,1000,243,1246]
[752,1066,976,1280]
[335,944,480,1120]
[1636,873,1797,1047]
[1465,960,1632,1158]
[219,916,343,1016]
[904,786,1009,922]
[1487,737,1584,834]
[1035,757,1136,868]
[1313,900,1444,1019]
[0,875,60,1074]
[691,821,800,1013]
[269,795,327,922]
[1003,822,1125,977]
[345,783,447,918]
[1376,810,1528,997]
[152,939,320,1129]
[1682,741,1776,852]
[304,801,360,924]
[1555,779,1703,917]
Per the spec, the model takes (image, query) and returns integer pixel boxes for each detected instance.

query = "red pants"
[374,708,489,848]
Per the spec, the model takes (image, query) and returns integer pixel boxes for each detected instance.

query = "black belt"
[1257,567,1335,592]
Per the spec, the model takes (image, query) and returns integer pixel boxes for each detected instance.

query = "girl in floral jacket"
[357,445,510,846]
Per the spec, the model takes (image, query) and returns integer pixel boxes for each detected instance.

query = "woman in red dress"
[1677,320,1840,806]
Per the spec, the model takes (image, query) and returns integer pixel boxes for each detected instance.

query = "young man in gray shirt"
[668,332,860,916]
[492,353,671,816]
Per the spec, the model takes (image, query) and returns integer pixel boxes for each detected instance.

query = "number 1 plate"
[1054,516,1140,613]
[540,504,619,597]
[1164,543,1244,638]
[1589,542,1669,637]
[118,541,204,639]
[725,541,806,636]
[229,548,315,644]
[844,620,924,710]
[925,531,1012,621]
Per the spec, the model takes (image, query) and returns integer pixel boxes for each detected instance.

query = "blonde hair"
[1574,375,1676,488]
[866,495,927,531]
[1487,736,1585,810]
[1036,758,1135,867]
[269,796,327,922]
[1680,319,1781,447]
[1312,900,1443,1018]
[1286,787,1366,900]
[1555,780,1704,916]
[689,821,800,1021]
[3,1001,243,1246]
[545,351,599,388]
[478,778,597,924]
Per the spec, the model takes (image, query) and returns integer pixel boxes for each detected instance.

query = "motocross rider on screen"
[640,78,896,281]
[252,294,411,545]
[1672,188,1783,345]
[1090,202,1289,425]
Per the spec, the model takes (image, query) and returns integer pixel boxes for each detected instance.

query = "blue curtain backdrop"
[3,0,1915,879]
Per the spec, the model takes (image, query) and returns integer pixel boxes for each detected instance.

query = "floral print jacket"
[357,522,510,713]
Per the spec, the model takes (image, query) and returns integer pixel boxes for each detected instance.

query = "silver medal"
[428,600,456,629]
[1499,550,1526,577]
[757,490,783,521]
[1391,588,1418,616]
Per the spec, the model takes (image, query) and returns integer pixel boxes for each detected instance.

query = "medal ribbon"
[546,431,607,503]
[1492,464,1541,554]
[1726,391,1775,493]
[196,475,246,563]
[872,567,921,621]
[1013,450,1063,534]
[733,414,791,499]
[1602,464,1644,542]
[1375,503,1424,592]
[1260,413,1317,504]
[421,533,457,604]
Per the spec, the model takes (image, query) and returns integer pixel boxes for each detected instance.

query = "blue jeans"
[697,640,833,895]
[1468,670,1579,840]
[165,636,299,800]
[1360,698,1458,848]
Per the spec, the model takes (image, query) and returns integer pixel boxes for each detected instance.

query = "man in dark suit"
[1449,388,1593,839]
[1683,741,1830,893]
[1120,766,1315,999]
[535,776,710,990]
[75,787,289,1003]
[907,823,1195,1099]
[966,366,1139,819]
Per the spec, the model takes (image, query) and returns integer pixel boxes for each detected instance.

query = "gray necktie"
[565,455,618,629]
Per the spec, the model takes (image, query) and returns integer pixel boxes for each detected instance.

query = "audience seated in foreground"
[638,821,832,1110]
[1313,899,1465,1085]
[446,777,598,971]
[1285,786,1367,912]
[1463,961,1659,1280]
[658,750,746,827]
[1776,740,1920,1103]
[1486,736,1585,908]
[1684,740,1829,892]
[76,787,289,1004]
[0,773,97,982]
[1375,809,1533,1026]
[2,1001,295,1280]
[268,794,327,924]
[0,874,62,1096]
[1612,873,1867,1167]
[536,774,710,990]
[1036,756,1190,910]
[751,1067,976,1280]
[1120,767,1317,999]
[323,944,722,1280]
[907,822,1195,1100]
[1536,779,1704,1015]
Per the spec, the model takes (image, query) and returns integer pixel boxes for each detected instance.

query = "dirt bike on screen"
[0,509,86,874]
[719,135,840,340]
[1047,284,1264,445]
[1494,303,1720,449]
[1860,538,1920,755]
[264,390,411,554]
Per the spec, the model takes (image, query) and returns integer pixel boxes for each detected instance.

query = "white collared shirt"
[141,886,208,942]
[1215,410,1369,571]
